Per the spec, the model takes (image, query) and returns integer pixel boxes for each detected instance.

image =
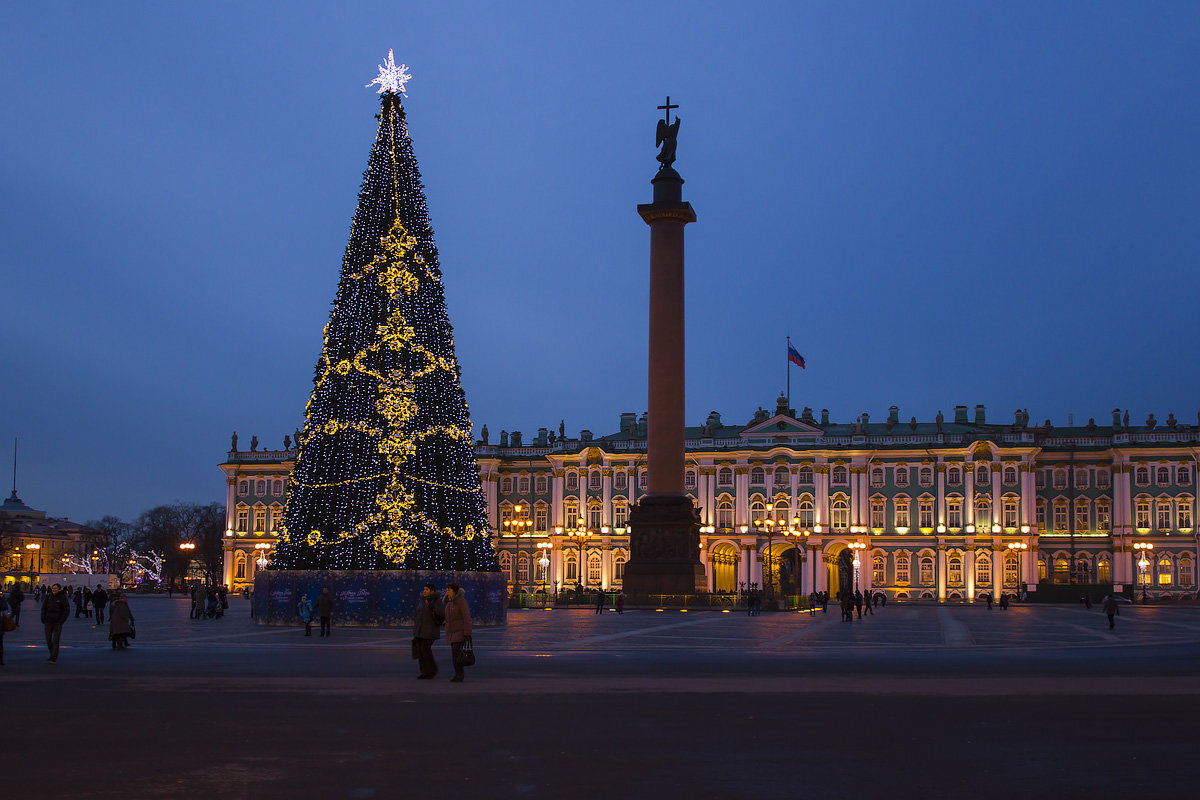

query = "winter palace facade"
[219,398,1199,601]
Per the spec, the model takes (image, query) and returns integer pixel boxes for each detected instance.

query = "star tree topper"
[368,49,412,95]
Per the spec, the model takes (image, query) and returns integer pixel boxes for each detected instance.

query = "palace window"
[1157,466,1171,485]
[256,480,266,495]
[589,471,602,490]
[253,506,266,534]
[918,499,934,530]
[236,507,248,533]
[871,467,884,488]
[976,555,991,586]
[1053,469,1067,490]
[565,472,578,491]
[832,466,848,485]
[1178,467,1192,486]
[774,467,790,486]
[1003,466,1018,485]
[518,556,529,585]
[1157,501,1172,531]
[1179,555,1194,587]
[797,497,814,528]
[1074,468,1089,489]
[639,471,647,490]
[894,466,909,487]
[614,555,626,583]
[1097,557,1111,583]
[718,468,733,487]
[1054,558,1070,584]
[1096,502,1111,531]
[1178,499,1193,530]
[269,506,283,533]
[1003,498,1019,529]
[1135,466,1150,485]
[831,497,849,530]
[894,498,910,529]
[948,555,963,585]
[919,467,933,487]
[535,505,549,533]
[565,554,578,582]
[536,475,548,494]
[587,503,602,530]
[498,551,512,577]
[564,499,580,529]
[1096,470,1110,488]
[588,554,602,585]
[613,472,626,491]
[947,466,962,486]
[1035,470,1047,489]
[896,554,911,584]
[519,475,530,494]
[947,498,963,530]
[237,480,248,496]
[685,470,697,490]
[1135,500,1151,529]
[1038,556,1047,581]
[1053,505,1067,532]
[612,499,628,529]
[749,498,766,522]
[717,498,734,529]
[919,556,934,585]
[797,466,813,485]
[273,479,284,495]
[974,498,992,529]
[870,500,885,530]
[1158,557,1173,586]
[750,467,765,485]
[1075,503,1090,533]
[976,465,990,486]
[1004,554,1020,585]
[1036,502,1046,530]
[872,556,885,585]
[502,477,514,493]
[235,552,246,580]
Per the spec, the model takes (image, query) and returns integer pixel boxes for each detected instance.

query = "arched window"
[976,554,991,586]
[1157,557,1173,586]
[273,479,284,494]
[685,470,697,490]
[587,554,602,585]
[612,498,628,529]
[1135,466,1150,485]
[564,498,579,529]
[587,502,602,530]
[518,555,530,584]
[1037,556,1047,581]
[831,496,849,529]
[1003,465,1017,485]
[797,466,813,484]
[948,555,963,585]
[588,471,602,490]
[750,467,765,485]
[717,498,734,529]
[749,497,766,522]
[1157,466,1171,485]
[870,467,884,487]
[1097,557,1111,583]
[234,551,246,579]
[1054,558,1070,584]
[974,498,991,529]
[613,472,627,490]
[919,556,934,584]
[614,555,626,583]
[255,480,266,495]
[536,475,549,494]
[1177,466,1192,485]
[895,554,911,584]
[975,465,990,485]
[1053,469,1067,489]
[919,466,933,487]
[498,551,512,577]
[1004,553,1020,585]
[718,467,733,486]
[947,466,962,486]
[947,497,963,529]
[831,465,848,485]
[237,480,249,496]
[894,466,909,487]
[773,498,790,517]
[797,496,814,528]
[774,467,790,485]
[565,471,578,491]
[1179,555,1194,587]
[502,476,513,493]
[872,555,885,585]
[565,554,578,582]
[518,475,530,494]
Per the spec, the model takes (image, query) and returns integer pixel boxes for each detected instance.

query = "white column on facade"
[936,464,946,525]
[815,465,829,528]
[602,469,613,526]
[601,545,611,590]
[747,544,763,589]
[937,545,947,602]
[222,476,236,587]
[992,546,1003,599]
[735,468,750,528]
[965,546,976,600]
[790,467,799,515]
[1022,465,1036,527]
[965,468,975,526]
[551,470,563,528]
[992,465,1002,531]
[550,546,562,592]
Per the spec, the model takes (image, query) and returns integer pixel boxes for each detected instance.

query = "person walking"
[41,583,70,663]
[108,593,134,650]
[984,592,993,610]
[412,583,444,679]
[616,592,625,615]
[83,587,94,619]
[853,589,864,619]
[443,582,473,683]
[316,587,335,637]
[72,587,85,619]
[191,585,206,620]
[92,585,109,626]
[999,592,1009,610]
[0,592,11,666]
[595,590,605,614]
[1103,594,1120,630]
[8,584,24,627]
[297,596,314,637]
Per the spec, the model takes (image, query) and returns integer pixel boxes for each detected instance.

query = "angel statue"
[656,116,680,171]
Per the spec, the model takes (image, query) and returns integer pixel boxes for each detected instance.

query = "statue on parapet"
[231,431,238,452]
[250,435,258,452]
[481,424,489,445]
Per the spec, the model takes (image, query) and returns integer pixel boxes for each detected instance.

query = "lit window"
[948,555,963,585]
[872,556,885,585]
[1135,500,1151,529]
[1036,502,1046,530]
[870,500,885,529]
[947,498,963,529]
[1004,554,1020,585]
[614,556,626,583]
[1054,558,1069,584]
[894,498,910,529]
[1158,557,1173,586]
[565,555,578,582]
[975,555,991,586]
[1097,558,1111,583]
[234,552,246,579]
[895,554,910,584]
[1038,557,1047,581]
[919,557,934,585]
[269,506,283,533]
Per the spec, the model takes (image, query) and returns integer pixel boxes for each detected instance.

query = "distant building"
[1,489,108,588]
[220,399,1199,600]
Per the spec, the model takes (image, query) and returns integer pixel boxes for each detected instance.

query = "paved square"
[3,596,1197,799]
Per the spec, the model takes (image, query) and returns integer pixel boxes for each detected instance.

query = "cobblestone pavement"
[3,597,1198,799]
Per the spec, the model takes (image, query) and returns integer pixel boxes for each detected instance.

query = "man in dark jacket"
[316,587,335,637]
[412,583,445,678]
[8,584,24,626]
[92,585,109,625]
[41,583,71,663]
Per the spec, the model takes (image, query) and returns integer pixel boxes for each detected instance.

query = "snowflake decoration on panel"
[368,48,412,95]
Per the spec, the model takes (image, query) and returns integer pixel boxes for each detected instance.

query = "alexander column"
[623,98,707,596]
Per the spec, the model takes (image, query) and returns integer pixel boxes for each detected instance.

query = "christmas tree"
[273,52,497,572]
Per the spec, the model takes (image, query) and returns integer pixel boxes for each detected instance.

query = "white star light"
[367,49,412,95]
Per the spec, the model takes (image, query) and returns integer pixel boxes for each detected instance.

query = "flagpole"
[786,336,791,408]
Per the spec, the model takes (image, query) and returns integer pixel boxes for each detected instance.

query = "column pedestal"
[624,495,707,595]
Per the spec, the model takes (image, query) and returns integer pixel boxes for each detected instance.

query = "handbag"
[455,636,476,667]
[1,614,15,633]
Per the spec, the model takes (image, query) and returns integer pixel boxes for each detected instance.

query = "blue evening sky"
[2,2,1197,523]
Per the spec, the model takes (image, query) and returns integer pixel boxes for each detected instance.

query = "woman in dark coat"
[108,593,135,650]
[412,583,445,679]
[443,583,473,682]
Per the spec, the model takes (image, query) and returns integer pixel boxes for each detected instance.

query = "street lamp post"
[1133,542,1154,603]
[752,503,779,598]
[537,541,552,596]
[849,541,866,592]
[562,520,593,591]
[1007,542,1028,595]
[502,504,532,594]
[784,520,809,610]
[179,541,196,587]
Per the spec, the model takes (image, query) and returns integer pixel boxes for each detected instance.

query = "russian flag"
[788,342,806,369]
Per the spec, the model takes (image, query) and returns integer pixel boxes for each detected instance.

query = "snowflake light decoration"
[367,49,412,95]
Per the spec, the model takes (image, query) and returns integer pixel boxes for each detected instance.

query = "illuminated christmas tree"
[273,52,497,572]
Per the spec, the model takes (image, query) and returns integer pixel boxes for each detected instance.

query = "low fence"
[509,591,814,611]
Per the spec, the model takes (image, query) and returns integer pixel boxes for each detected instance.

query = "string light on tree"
[272,52,497,573]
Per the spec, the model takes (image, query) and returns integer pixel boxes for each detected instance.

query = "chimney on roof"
[820,409,829,426]
[975,405,986,424]
[619,412,636,436]
[887,406,899,430]
[955,405,968,425]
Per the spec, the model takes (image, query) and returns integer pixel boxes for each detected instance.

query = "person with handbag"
[40,583,71,663]
[412,583,444,679]
[109,592,135,649]
[443,582,473,683]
